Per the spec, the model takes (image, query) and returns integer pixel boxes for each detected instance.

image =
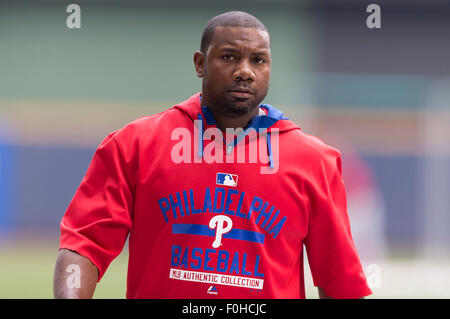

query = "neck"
[213,110,258,132]
[201,93,260,132]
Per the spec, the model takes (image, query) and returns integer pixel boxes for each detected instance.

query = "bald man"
[54,11,371,299]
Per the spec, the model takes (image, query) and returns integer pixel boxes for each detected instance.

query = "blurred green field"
[1,238,449,299]
[0,238,128,299]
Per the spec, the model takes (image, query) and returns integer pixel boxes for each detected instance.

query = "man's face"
[195,26,271,116]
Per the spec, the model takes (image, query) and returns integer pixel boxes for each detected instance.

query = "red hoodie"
[60,92,372,299]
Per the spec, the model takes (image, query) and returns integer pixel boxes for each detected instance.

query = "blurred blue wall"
[0,142,15,235]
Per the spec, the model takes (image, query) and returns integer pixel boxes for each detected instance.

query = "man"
[54,11,372,299]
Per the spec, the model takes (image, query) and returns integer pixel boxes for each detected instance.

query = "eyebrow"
[219,47,270,56]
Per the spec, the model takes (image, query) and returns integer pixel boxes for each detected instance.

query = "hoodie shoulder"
[296,130,341,157]
[106,106,188,146]
[103,93,200,148]
[284,129,342,171]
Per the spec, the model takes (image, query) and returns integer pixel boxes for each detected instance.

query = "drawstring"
[197,113,204,158]
[267,132,274,169]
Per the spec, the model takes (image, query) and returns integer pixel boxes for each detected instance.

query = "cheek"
[257,69,271,87]
[205,66,230,87]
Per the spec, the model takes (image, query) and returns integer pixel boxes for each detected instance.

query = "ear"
[193,51,205,78]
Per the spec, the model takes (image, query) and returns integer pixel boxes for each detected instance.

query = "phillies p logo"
[209,215,233,248]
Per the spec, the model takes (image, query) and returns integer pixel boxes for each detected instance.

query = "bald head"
[200,11,270,53]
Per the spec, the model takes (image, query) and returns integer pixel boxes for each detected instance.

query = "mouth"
[227,88,253,99]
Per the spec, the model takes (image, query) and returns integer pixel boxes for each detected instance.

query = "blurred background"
[0,0,449,298]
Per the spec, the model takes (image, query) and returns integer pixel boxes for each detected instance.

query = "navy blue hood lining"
[197,99,288,170]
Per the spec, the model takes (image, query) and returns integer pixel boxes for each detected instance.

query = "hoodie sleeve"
[59,132,134,281]
[304,146,372,298]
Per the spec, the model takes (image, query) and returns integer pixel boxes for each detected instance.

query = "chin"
[225,97,259,114]
[225,102,257,115]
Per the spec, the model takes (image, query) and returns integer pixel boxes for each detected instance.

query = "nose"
[232,59,256,83]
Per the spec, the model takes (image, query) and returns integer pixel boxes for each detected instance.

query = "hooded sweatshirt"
[60,92,372,299]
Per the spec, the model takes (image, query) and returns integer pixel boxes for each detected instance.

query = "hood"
[173,92,301,169]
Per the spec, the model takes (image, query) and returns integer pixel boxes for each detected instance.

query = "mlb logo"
[216,173,238,187]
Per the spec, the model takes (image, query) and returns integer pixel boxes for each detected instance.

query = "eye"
[253,57,265,64]
[222,54,234,61]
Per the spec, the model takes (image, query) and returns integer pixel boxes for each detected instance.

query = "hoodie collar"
[200,103,287,133]
[173,92,299,170]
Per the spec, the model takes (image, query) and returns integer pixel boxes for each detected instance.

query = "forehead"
[209,26,270,52]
